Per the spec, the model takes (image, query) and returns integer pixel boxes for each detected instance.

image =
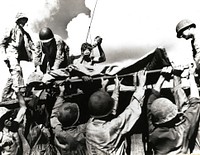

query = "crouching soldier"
[34,27,70,74]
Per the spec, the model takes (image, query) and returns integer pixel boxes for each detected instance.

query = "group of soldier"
[0,11,200,155]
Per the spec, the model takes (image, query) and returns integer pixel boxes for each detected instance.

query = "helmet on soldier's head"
[88,90,114,118]
[26,72,43,86]
[39,27,54,43]
[81,43,93,53]
[176,19,196,38]
[151,98,178,125]
[57,102,80,127]
[15,12,28,23]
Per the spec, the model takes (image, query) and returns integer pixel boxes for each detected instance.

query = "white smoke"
[66,13,90,55]
[0,0,60,42]
[66,0,200,64]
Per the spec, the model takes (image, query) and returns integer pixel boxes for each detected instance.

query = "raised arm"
[131,70,147,105]
[92,36,106,63]
[50,84,65,132]
[147,66,172,132]
[172,65,188,111]
[111,75,121,115]
[117,69,147,135]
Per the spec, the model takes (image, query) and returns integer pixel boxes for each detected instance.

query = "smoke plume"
[66,0,200,64]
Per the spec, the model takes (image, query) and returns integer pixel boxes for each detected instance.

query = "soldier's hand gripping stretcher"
[159,64,191,81]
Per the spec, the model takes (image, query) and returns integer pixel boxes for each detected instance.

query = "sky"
[1,0,200,63]
[0,0,200,98]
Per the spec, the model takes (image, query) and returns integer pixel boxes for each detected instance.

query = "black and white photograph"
[0,0,200,154]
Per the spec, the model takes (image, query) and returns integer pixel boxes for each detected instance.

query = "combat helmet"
[57,102,80,127]
[39,27,54,43]
[26,72,43,86]
[176,19,196,38]
[150,98,178,125]
[88,90,114,118]
[15,12,28,23]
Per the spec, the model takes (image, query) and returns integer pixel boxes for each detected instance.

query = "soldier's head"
[176,19,196,40]
[15,12,28,27]
[39,27,54,45]
[81,42,93,57]
[151,98,179,126]
[57,102,80,127]
[88,90,114,119]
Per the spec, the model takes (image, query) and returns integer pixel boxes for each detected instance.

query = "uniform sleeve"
[23,31,34,61]
[0,29,11,55]
[34,41,42,67]
[173,76,189,112]
[192,37,200,55]
[52,39,65,70]
[111,82,120,115]
[192,37,200,70]
[91,44,106,64]
[50,96,65,132]
[110,97,142,135]
[182,97,200,138]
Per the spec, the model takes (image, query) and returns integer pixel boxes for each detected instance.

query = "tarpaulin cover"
[42,47,171,86]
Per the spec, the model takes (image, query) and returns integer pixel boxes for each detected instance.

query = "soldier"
[176,19,200,75]
[85,70,146,154]
[147,65,200,154]
[34,27,70,74]
[73,36,106,67]
[1,12,34,101]
[50,84,87,155]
